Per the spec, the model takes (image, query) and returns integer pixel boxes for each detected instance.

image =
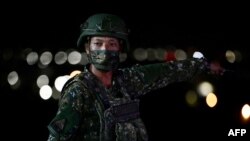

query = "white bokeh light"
[241,104,250,120]
[68,51,82,65]
[7,71,19,86]
[36,74,49,88]
[40,51,53,65]
[197,81,214,97]
[39,85,52,100]
[54,75,70,92]
[175,49,187,60]
[26,51,39,65]
[54,51,67,65]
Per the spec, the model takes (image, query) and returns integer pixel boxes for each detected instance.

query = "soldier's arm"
[122,58,207,97]
[47,82,84,141]
[138,58,207,85]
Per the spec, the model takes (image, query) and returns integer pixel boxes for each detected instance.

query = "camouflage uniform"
[47,58,207,141]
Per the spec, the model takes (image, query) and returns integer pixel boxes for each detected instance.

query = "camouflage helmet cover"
[77,13,129,52]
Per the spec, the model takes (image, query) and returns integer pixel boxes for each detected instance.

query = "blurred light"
[36,74,49,88]
[147,48,156,61]
[133,48,147,61]
[225,50,236,63]
[197,81,214,97]
[40,51,53,65]
[119,53,127,62]
[70,70,81,78]
[234,50,242,63]
[54,51,67,65]
[7,71,19,85]
[54,75,70,92]
[52,87,61,100]
[39,85,52,100]
[154,48,165,61]
[26,51,39,65]
[68,51,81,65]
[185,90,198,107]
[79,52,89,65]
[165,51,176,61]
[241,104,250,120]
[206,93,217,108]
[7,71,21,90]
[175,49,187,60]
[234,50,242,62]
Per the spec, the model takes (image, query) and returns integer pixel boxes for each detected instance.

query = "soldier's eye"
[109,42,118,47]
[94,42,102,46]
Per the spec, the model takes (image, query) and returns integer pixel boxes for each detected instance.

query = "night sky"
[1,2,250,140]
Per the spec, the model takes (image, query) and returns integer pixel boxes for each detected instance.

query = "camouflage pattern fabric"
[47,58,207,141]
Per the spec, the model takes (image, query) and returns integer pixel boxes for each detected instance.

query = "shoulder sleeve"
[47,80,86,141]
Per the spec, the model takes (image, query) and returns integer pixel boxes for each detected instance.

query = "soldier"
[47,13,210,141]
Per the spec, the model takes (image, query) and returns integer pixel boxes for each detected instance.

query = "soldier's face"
[86,36,121,71]
[87,36,120,53]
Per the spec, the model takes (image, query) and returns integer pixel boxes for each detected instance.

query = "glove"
[193,51,204,59]
[208,61,225,76]
[193,51,225,76]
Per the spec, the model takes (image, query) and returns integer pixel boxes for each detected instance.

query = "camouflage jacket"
[47,58,207,141]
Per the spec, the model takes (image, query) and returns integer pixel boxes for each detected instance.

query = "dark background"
[1,2,250,140]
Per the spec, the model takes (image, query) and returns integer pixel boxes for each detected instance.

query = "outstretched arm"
[120,57,207,97]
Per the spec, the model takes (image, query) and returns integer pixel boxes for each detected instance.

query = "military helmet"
[77,13,130,52]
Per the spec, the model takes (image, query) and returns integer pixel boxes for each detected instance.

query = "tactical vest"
[61,72,148,141]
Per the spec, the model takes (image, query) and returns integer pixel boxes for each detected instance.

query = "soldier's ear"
[85,36,91,54]
[85,43,90,54]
